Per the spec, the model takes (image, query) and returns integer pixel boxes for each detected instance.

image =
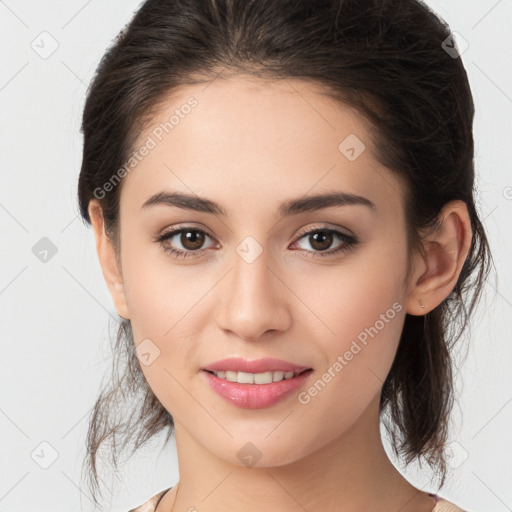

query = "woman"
[77,0,493,510]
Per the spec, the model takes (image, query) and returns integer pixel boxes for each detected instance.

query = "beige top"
[128,487,468,512]
[432,498,467,512]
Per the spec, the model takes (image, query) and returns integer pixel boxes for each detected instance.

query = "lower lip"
[201,369,313,409]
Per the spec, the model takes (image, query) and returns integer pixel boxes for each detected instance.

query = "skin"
[88,75,472,511]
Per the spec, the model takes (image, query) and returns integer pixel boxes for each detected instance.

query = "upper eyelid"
[294,223,354,239]
[157,225,215,242]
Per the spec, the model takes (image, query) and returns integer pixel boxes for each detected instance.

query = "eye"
[154,226,217,259]
[154,225,358,260]
[290,227,358,258]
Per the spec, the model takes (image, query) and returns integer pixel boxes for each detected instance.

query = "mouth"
[202,368,313,384]
[201,367,314,409]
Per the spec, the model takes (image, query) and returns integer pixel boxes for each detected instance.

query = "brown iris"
[308,231,333,251]
[180,229,205,250]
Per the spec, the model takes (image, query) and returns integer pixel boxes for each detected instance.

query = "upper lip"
[202,357,312,374]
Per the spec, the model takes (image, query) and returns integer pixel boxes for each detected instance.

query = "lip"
[201,368,313,409]
[201,357,311,374]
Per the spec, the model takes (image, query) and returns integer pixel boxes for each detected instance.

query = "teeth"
[213,370,300,384]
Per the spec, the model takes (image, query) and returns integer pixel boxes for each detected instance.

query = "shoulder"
[433,497,468,512]
[127,487,172,512]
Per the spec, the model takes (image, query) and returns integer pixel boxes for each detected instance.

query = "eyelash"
[154,225,358,260]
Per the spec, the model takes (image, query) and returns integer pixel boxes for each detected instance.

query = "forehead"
[121,76,405,219]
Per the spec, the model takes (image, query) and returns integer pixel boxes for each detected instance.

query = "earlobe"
[87,199,131,320]
[405,200,472,316]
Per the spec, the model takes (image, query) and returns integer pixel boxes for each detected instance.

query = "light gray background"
[1,1,511,511]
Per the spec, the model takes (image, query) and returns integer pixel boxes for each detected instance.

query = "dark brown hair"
[77,0,494,508]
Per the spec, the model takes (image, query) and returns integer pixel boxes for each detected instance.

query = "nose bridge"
[216,239,290,339]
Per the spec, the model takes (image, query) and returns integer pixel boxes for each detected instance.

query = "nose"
[215,249,292,341]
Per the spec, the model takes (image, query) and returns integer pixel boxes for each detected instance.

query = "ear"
[405,200,473,316]
[87,199,130,320]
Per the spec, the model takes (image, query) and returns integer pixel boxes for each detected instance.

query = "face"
[110,76,414,467]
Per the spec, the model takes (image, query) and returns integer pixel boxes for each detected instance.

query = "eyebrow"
[141,190,376,217]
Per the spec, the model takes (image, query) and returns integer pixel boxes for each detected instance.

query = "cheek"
[286,266,406,450]
[121,235,209,338]
[292,245,408,395]
[294,248,407,344]
[118,240,208,391]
